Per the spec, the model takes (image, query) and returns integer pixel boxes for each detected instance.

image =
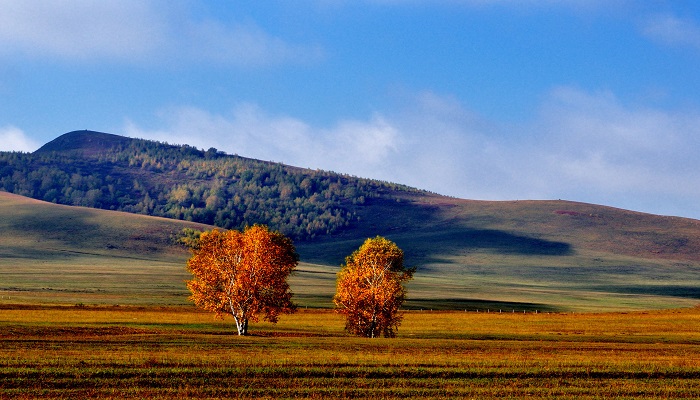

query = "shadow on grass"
[594,285,700,299]
[11,210,101,243]
[404,298,561,312]
[297,196,576,266]
[299,228,573,267]
[420,229,573,256]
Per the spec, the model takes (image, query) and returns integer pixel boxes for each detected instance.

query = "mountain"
[1,131,700,310]
[2,130,421,241]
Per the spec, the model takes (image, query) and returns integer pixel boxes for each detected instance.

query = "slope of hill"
[2,190,699,311]
[0,191,206,261]
[326,192,700,264]
[1,131,700,311]
[0,191,210,305]
[296,191,700,311]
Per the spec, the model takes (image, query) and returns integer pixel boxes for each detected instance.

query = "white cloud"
[125,88,700,219]
[534,87,698,192]
[0,1,322,66]
[512,87,700,217]
[180,20,324,67]
[642,14,700,50]
[123,94,521,201]
[124,104,400,177]
[0,126,39,152]
[0,0,166,62]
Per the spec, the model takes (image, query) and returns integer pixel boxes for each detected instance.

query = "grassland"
[3,191,700,312]
[1,305,699,399]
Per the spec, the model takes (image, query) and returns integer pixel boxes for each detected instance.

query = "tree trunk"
[369,312,377,338]
[233,315,248,335]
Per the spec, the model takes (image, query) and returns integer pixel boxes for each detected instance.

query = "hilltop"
[35,130,133,156]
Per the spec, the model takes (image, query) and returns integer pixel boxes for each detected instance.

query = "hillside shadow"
[298,227,572,266]
[298,227,572,267]
[594,285,700,299]
[397,228,573,267]
[427,229,573,256]
[295,197,575,265]
[404,298,561,312]
[351,196,570,254]
[11,211,103,247]
[8,207,176,259]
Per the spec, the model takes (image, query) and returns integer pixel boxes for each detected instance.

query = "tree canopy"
[334,236,415,338]
[185,225,298,335]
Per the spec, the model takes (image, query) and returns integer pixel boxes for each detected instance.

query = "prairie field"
[3,188,700,398]
[1,305,699,399]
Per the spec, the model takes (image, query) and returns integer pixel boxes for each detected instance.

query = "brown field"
[1,305,699,399]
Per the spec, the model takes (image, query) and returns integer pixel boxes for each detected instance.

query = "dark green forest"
[0,131,421,240]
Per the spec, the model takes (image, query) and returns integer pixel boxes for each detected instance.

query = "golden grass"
[1,306,699,398]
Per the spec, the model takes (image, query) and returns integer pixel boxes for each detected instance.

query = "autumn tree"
[185,225,298,335]
[333,236,415,338]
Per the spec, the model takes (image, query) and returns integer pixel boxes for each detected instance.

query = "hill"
[1,130,420,241]
[35,130,133,156]
[2,190,699,311]
[0,191,207,304]
[1,131,700,311]
[297,191,700,311]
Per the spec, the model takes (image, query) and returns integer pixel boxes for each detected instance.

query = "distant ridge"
[35,130,133,156]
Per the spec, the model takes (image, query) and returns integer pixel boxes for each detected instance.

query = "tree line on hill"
[0,134,420,240]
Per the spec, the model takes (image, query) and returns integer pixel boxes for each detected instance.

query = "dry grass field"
[1,305,699,399]
[3,191,700,397]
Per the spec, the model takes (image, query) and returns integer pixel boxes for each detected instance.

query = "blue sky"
[1,1,700,219]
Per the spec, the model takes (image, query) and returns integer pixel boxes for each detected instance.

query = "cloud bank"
[124,87,700,218]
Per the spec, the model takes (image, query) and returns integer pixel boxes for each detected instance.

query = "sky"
[1,1,700,219]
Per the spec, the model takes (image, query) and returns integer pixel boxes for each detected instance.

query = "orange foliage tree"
[333,236,415,338]
[185,225,298,335]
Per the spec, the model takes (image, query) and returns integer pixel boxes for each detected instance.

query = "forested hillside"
[0,130,421,240]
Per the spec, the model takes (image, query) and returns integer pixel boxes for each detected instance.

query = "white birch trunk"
[233,315,248,335]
